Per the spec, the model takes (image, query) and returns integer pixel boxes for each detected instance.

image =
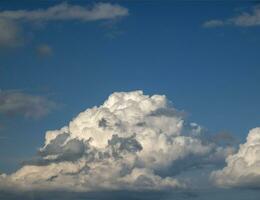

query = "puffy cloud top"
[211,128,260,188]
[0,91,232,191]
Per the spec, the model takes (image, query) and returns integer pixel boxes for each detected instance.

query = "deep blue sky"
[0,0,260,174]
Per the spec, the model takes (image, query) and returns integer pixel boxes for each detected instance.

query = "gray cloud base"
[0,90,57,119]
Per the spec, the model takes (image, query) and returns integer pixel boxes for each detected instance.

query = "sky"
[0,0,260,199]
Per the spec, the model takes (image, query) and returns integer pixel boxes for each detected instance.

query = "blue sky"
[0,1,260,198]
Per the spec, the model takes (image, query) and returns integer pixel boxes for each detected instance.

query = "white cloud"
[0,3,128,49]
[0,2,128,22]
[211,128,260,188]
[203,5,260,28]
[0,91,233,191]
[0,90,57,119]
[0,18,22,48]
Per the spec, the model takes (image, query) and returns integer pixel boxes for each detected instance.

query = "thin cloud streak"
[0,2,128,49]
[203,5,260,28]
[0,2,128,22]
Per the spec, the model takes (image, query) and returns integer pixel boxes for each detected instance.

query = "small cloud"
[203,20,224,28]
[211,131,237,146]
[36,44,53,57]
[203,5,260,28]
[0,89,58,119]
[0,18,22,49]
[100,18,125,39]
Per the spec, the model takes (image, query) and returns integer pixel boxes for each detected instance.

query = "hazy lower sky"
[0,1,260,199]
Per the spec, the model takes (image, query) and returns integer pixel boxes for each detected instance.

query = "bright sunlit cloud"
[0,91,234,191]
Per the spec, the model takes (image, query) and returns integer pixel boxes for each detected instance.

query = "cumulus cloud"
[0,90,57,119]
[203,5,260,28]
[36,44,53,57]
[0,18,22,48]
[211,128,260,188]
[0,2,128,22]
[0,91,233,191]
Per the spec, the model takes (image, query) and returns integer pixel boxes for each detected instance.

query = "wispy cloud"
[0,90,57,119]
[0,2,128,48]
[0,2,128,22]
[36,44,53,57]
[203,5,260,28]
[203,19,225,28]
